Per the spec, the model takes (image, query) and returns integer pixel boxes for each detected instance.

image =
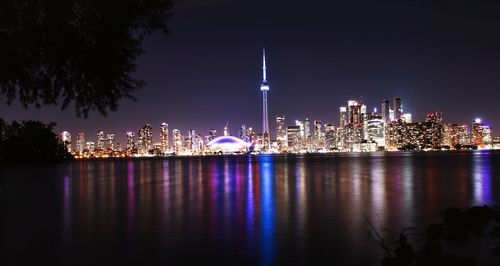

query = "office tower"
[394,97,402,121]
[426,112,443,124]
[286,125,301,152]
[209,129,217,141]
[138,124,153,154]
[382,99,390,124]
[126,132,135,152]
[339,107,347,127]
[449,124,470,147]
[260,48,270,152]
[172,129,183,154]
[348,100,362,124]
[472,118,492,148]
[59,131,72,152]
[314,120,323,150]
[304,118,311,140]
[188,129,196,153]
[160,123,169,153]
[276,116,287,152]
[366,114,385,148]
[324,124,336,150]
[247,127,256,145]
[107,133,116,151]
[76,132,85,154]
[97,130,105,150]
[239,124,247,140]
[85,142,95,151]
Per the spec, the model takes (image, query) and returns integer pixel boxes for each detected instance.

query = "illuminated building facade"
[126,132,136,153]
[60,131,72,152]
[76,132,85,154]
[97,131,105,150]
[160,123,169,154]
[276,115,287,152]
[324,124,336,150]
[472,118,492,148]
[172,129,183,154]
[286,125,301,152]
[138,124,153,154]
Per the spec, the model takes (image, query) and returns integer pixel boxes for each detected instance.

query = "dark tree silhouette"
[0,118,72,163]
[0,0,173,116]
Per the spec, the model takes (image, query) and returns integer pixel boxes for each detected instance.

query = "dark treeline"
[0,118,72,163]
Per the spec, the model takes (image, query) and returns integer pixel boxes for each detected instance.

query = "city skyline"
[2,1,500,142]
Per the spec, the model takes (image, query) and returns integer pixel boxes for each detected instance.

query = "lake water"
[1,151,499,265]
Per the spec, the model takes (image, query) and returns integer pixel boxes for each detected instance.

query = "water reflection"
[49,153,500,265]
[472,151,492,205]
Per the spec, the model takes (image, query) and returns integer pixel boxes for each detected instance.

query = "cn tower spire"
[262,48,267,82]
[260,48,270,152]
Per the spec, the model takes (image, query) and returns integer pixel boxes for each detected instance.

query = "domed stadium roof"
[206,136,251,152]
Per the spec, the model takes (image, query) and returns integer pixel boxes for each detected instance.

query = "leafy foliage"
[0,118,73,163]
[0,0,173,116]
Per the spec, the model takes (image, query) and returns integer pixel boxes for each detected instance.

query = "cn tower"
[260,48,270,152]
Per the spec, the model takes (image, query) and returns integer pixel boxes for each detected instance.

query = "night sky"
[2,0,500,144]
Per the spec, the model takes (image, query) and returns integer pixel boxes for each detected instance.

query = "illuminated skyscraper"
[160,123,169,153]
[107,133,116,151]
[286,125,301,152]
[314,120,323,150]
[339,107,347,127]
[59,131,72,152]
[97,131,105,150]
[382,99,390,124]
[138,124,153,154]
[172,129,183,154]
[126,132,135,152]
[472,118,492,148]
[208,129,217,141]
[394,97,402,121]
[324,124,336,150]
[76,132,85,154]
[260,48,270,152]
[276,115,286,152]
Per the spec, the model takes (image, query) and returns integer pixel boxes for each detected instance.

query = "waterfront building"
[472,118,492,148]
[172,129,183,154]
[76,132,85,154]
[394,97,402,122]
[276,115,287,152]
[97,131,105,150]
[160,123,169,154]
[313,120,323,151]
[126,132,136,153]
[324,124,336,151]
[59,131,72,152]
[382,99,391,124]
[286,125,301,152]
[107,133,116,151]
[340,107,347,127]
[366,114,385,148]
[138,124,153,154]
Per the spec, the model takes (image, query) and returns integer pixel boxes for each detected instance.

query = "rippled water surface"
[1,151,500,265]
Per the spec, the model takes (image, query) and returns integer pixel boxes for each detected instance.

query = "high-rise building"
[209,129,217,141]
[339,107,347,127]
[239,124,247,140]
[313,120,323,150]
[366,114,385,148]
[276,115,286,152]
[107,133,116,151]
[85,142,95,151]
[126,132,135,152]
[160,123,169,153]
[286,125,301,152]
[382,100,391,124]
[172,129,183,154]
[394,97,402,122]
[76,132,85,154]
[260,48,270,152]
[97,130,105,150]
[348,100,362,124]
[138,124,153,154]
[324,124,336,150]
[472,118,492,148]
[59,131,72,152]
